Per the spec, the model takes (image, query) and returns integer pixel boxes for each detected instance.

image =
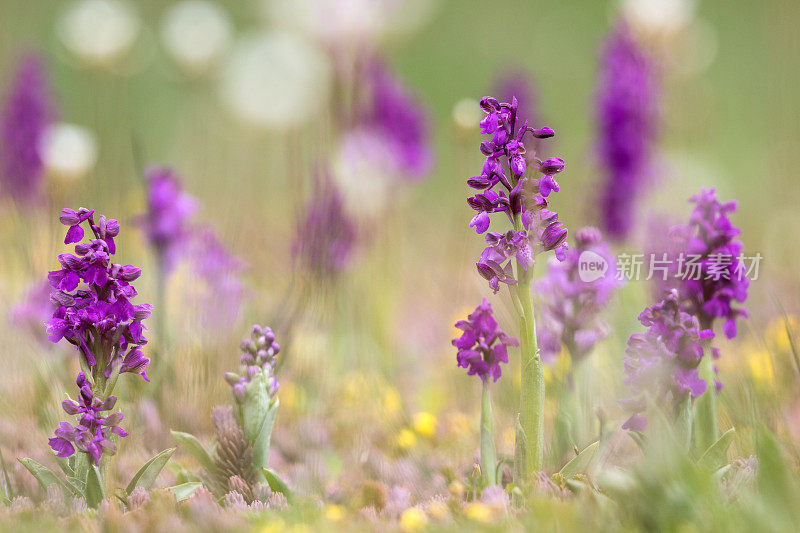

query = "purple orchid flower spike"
[596,21,658,240]
[453,299,519,382]
[1,53,55,204]
[45,207,151,467]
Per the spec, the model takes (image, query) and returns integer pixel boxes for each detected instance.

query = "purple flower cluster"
[46,208,152,378]
[596,21,657,240]
[292,171,357,277]
[141,166,198,274]
[0,53,54,203]
[452,299,520,382]
[537,227,622,363]
[225,325,280,403]
[679,189,749,339]
[361,60,433,180]
[49,373,128,465]
[469,96,567,293]
[620,290,715,431]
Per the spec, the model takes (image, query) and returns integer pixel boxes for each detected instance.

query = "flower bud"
[530,126,555,139]
[539,157,565,175]
[542,221,568,251]
[479,96,500,112]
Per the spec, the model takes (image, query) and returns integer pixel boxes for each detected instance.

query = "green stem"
[480,380,497,487]
[677,395,694,453]
[516,268,544,479]
[694,354,718,454]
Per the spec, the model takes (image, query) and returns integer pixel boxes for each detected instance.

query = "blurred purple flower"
[187,227,246,327]
[0,53,55,204]
[49,373,128,465]
[10,280,57,345]
[293,171,357,278]
[596,21,658,240]
[360,60,433,180]
[620,290,715,431]
[0,54,55,203]
[452,299,519,382]
[140,166,198,274]
[537,227,623,364]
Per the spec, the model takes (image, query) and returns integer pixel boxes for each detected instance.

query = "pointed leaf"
[168,482,203,502]
[698,427,735,471]
[0,450,14,500]
[559,441,599,479]
[167,462,201,485]
[18,458,68,497]
[171,431,215,472]
[262,467,293,504]
[55,456,74,478]
[125,448,176,495]
[252,400,279,480]
[65,476,86,498]
[85,464,105,508]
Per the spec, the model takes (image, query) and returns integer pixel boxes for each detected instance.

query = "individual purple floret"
[452,299,520,382]
[679,188,749,339]
[537,227,622,364]
[360,60,433,180]
[292,171,357,278]
[48,373,128,465]
[596,21,657,240]
[469,95,568,293]
[620,290,715,431]
[140,166,198,274]
[46,207,152,379]
[225,325,280,403]
[0,53,54,204]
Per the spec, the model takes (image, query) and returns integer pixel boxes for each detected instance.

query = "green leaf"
[18,458,67,497]
[698,427,735,470]
[85,464,105,508]
[559,441,599,479]
[626,430,647,452]
[168,482,203,502]
[125,448,176,495]
[252,400,279,479]
[262,467,293,504]
[170,431,216,472]
[55,456,74,478]
[1,449,14,500]
[167,462,200,485]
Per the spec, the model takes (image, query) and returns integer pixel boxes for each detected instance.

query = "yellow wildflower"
[748,350,776,388]
[465,502,494,523]
[400,508,428,532]
[396,428,417,450]
[413,412,438,438]
[766,316,800,353]
[324,504,346,522]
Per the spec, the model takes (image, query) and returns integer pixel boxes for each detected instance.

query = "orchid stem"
[480,379,497,488]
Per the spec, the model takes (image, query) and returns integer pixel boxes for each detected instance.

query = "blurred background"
[1,0,799,522]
